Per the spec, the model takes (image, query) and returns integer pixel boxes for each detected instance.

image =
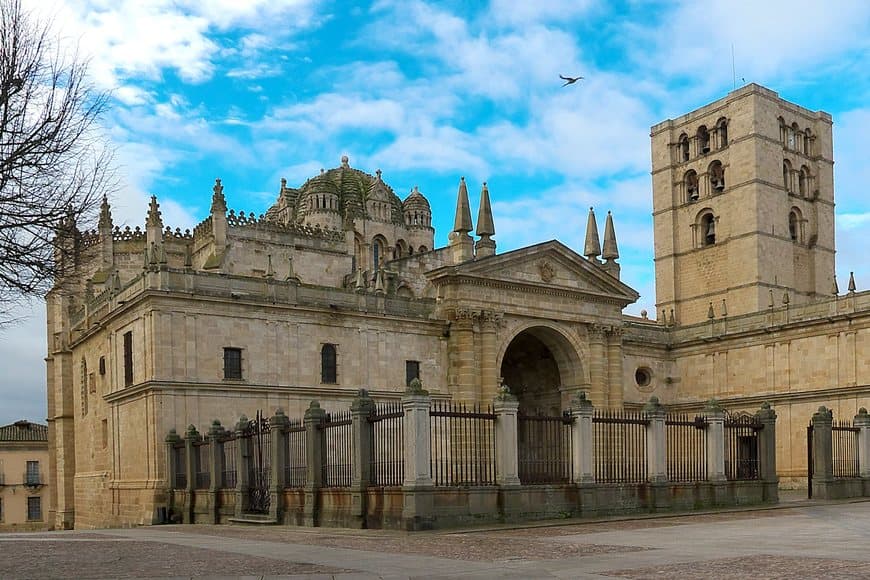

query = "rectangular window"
[321,344,337,384]
[123,331,133,386]
[25,461,39,485]
[223,348,242,380]
[405,360,420,387]
[27,497,41,521]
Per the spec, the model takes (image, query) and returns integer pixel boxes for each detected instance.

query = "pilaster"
[479,310,501,402]
[269,409,290,522]
[588,325,607,407]
[810,405,834,499]
[606,327,624,409]
[303,402,326,527]
[350,390,375,529]
[402,379,434,530]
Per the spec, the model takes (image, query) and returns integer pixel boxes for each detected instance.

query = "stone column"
[606,328,624,409]
[755,402,778,502]
[570,392,597,517]
[164,429,182,521]
[644,397,670,510]
[207,420,226,524]
[183,425,199,523]
[350,390,375,529]
[853,408,870,495]
[479,311,500,403]
[451,309,478,403]
[811,406,834,500]
[303,402,325,527]
[269,409,289,522]
[704,400,726,482]
[402,379,434,530]
[588,325,607,407]
[233,416,249,517]
[493,389,520,486]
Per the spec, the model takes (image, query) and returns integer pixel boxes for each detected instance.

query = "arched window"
[716,118,728,148]
[685,169,699,201]
[678,133,690,162]
[798,166,808,196]
[782,160,792,193]
[321,344,337,384]
[699,212,716,246]
[372,237,386,269]
[395,239,408,258]
[697,126,710,154]
[418,245,427,253]
[778,117,787,145]
[804,128,812,156]
[789,122,799,150]
[788,210,799,242]
[709,160,725,192]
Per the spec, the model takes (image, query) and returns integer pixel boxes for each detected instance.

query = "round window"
[635,367,652,388]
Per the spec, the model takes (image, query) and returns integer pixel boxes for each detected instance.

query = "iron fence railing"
[665,414,708,482]
[284,420,307,488]
[517,410,573,484]
[172,443,187,489]
[833,421,860,478]
[221,435,238,489]
[724,412,761,481]
[369,401,404,486]
[430,401,496,486]
[193,439,211,489]
[592,410,648,483]
[321,410,353,487]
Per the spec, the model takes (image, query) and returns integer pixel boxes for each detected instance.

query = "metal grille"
[430,401,496,486]
[592,410,648,483]
[724,412,761,481]
[221,435,238,489]
[193,439,211,489]
[244,412,271,514]
[665,414,708,482]
[833,421,860,478]
[321,410,353,487]
[172,443,187,489]
[284,420,307,488]
[517,410,573,484]
[369,401,404,486]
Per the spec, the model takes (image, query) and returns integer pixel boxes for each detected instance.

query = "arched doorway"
[499,325,584,415]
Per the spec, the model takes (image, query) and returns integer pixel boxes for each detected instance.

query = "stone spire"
[211,178,228,255]
[583,207,601,261]
[145,195,163,246]
[98,195,114,270]
[475,182,496,258]
[449,176,474,263]
[98,195,113,232]
[601,210,620,279]
[210,178,227,213]
[452,177,473,234]
[849,271,856,293]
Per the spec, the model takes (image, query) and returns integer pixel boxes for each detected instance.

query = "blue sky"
[2,0,870,424]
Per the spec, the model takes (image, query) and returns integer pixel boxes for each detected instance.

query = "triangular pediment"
[426,240,639,305]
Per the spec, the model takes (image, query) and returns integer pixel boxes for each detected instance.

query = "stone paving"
[0,499,868,579]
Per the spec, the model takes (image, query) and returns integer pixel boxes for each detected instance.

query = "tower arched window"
[709,160,725,192]
[699,212,716,246]
[685,170,699,202]
[697,126,710,154]
[678,133,690,162]
[789,122,799,150]
[783,160,793,193]
[798,166,808,196]
[804,129,813,156]
[778,117,787,145]
[372,237,386,269]
[321,344,337,384]
[788,210,799,242]
[716,118,728,148]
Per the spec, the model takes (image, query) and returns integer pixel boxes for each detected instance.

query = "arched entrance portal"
[499,325,584,415]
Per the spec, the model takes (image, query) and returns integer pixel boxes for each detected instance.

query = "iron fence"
[243,412,272,514]
[592,409,648,483]
[517,410,574,484]
[284,420,307,488]
[665,414,708,482]
[369,401,404,486]
[833,421,860,478]
[724,412,761,480]
[172,443,187,489]
[321,410,353,487]
[221,435,238,489]
[430,401,496,486]
[193,439,211,489]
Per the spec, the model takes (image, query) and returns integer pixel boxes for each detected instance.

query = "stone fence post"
[183,425,199,523]
[704,399,726,482]
[402,379,434,530]
[234,415,249,517]
[644,396,669,511]
[811,406,834,500]
[493,387,520,487]
[570,392,594,484]
[350,389,375,529]
[270,409,289,522]
[854,408,870,495]
[207,420,226,524]
[303,401,326,527]
[756,402,778,502]
[164,429,182,521]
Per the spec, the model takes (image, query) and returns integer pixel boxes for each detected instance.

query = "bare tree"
[0,0,113,322]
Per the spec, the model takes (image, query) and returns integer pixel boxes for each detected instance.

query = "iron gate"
[245,411,271,514]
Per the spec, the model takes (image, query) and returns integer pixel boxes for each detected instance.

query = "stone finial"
[112,270,122,291]
[854,407,870,427]
[280,177,287,191]
[304,400,326,422]
[285,255,300,283]
[812,406,833,422]
[707,302,715,319]
[374,268,386,295]
[570,390,593,411]
[643,395,664,414]
[756,401,776,420]
[452,176,473,234]
[704,398,724,413]
[583,207,601,260]
[602,211,619,260]
[668,308,676,327]
[265,254,275,279]
[848,271,856,293]
[270,408,289,428]
[475,182,495,237]
[406,377,428,395]
[375,168,382,181]
[341,155,350,168]
[782,291,790,305]
[235,415,249,432]
[495,381,516,402]
[146,195,163,228]
[185,424,199,439]
[354,268,366,293]
[98,195,113,231]
[208,419,224,437]
[721,299,727,317]
[351,389,375,413]
[211,178,227,213]
[832,276,839,295]
[165,428,181,443]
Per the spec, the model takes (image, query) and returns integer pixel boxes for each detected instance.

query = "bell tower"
[651,84,835,325]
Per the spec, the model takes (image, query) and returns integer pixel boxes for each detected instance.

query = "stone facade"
[45,83,870,529]
[0,421,49,531]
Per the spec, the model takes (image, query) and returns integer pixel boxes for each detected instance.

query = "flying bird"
[560,74,584,87]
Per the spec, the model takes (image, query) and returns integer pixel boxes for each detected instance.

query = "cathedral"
[45,83,870,529]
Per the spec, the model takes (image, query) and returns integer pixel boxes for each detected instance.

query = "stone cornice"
[431,273,633,307]
[652,383,870,412]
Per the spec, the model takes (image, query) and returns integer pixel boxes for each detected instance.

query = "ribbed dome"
[402,186,431,212]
